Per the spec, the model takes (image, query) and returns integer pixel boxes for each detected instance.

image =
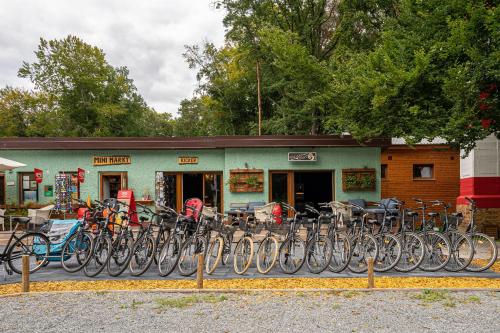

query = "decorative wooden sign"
[93,156,131,166]
[342,168,376,192]
[178,157,199,165]
[288,152,317,162]
[228,169,264,193]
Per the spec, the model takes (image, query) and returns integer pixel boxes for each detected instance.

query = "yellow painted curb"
[1,276,499,296]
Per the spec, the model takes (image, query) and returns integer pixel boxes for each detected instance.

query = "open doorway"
[182,173,203,202]
[100,172,127,200]
[294,171,333,212]
[270,170,334,212]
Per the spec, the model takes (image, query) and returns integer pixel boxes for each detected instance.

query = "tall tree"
[17,36,159,137]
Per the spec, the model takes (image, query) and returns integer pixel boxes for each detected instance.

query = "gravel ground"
[0,290,499,333]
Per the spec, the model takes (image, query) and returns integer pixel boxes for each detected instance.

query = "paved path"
[2,256,499,284]
[1,290,499,332]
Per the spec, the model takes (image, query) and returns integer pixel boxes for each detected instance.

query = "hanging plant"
[245,175,259,187]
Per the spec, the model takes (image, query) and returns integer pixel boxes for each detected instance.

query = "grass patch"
[332,303,341,310]
[155,294,228,311]
[413,289,449,303]
[120,299,145,310]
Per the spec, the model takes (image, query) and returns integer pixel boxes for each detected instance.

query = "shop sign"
[77,168,85,183]
[34,168,44,183]
[44,185,53,197]
[288,152,317,162]
[93,156,131,166]
[178,157,199,165]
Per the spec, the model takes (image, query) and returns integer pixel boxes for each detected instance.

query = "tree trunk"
[256,60,262,136]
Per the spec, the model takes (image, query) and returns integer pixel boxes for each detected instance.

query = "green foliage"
[2,35,172,137]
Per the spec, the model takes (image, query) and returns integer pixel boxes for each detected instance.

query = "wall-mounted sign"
[288,152,317,162]
[44,185,53,197]
[34,168,43,183]
[77,168,85,183]
[93,156,131,166]
[178,157,199,165]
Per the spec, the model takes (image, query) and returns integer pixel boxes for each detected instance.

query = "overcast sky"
[0,0,225,115]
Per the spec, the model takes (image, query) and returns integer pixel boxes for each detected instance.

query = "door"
[0,174,4,206]
[100,172,128,200]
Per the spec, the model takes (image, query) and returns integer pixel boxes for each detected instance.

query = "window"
[413,164,434,179]
[18,172,39,204]
[381,164,388,179]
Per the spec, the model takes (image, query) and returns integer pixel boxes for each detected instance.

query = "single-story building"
[0,136,389,212]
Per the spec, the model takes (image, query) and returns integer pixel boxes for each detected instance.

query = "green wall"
[0,147,381,209]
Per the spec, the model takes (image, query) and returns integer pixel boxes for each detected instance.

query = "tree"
[328,0,499,152]
[17,36,158,137]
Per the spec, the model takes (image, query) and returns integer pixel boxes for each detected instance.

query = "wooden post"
[196,253,204,289]
[22,255,30,292]
[367,257,374,289]
[256,60,262,136]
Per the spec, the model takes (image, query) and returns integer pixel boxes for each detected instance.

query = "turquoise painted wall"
[0,147,381,208]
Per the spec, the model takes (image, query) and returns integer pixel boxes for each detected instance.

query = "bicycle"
[303,204,333,274]
[0,215,50,276]
[370,200,402,272]
[83,200,114,277]
[321,201,351,273]
[345,203,379,274]
[428,200,473,272]
[278,203,306,274]
[128,203,170,276]
[60,199,95,273]
[233,209,263,275]
[410,198,451,271]
[390,199,425,272]
[255,203,280,274]
[463,197,498,272]
[205,208,236,275]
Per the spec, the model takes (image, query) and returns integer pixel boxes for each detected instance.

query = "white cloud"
[0,0,225,115]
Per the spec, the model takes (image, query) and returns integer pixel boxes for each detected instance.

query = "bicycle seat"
[384,216,397,222]
[451,212,463,218]
[367,218,379,224]
[11,217,31,224]
[427,212,439,218]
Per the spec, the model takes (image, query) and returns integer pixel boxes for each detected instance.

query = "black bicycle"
[0,215,50,275]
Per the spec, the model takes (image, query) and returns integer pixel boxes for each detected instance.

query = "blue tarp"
[34,219,81,261]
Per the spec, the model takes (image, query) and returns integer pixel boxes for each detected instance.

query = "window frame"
[412,164,435,180]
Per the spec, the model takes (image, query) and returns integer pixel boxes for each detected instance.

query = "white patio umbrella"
[0,157,26,171]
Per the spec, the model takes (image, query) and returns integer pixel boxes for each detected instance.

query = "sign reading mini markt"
[288,152,317,162]
[93,156,131,166]
[178,157,199,165]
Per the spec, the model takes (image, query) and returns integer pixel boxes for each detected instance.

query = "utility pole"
[256,60,262,136]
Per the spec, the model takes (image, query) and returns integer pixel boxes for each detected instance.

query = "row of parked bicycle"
[0,196,497,278]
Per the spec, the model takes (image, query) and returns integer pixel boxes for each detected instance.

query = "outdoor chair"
[27,204,54,229]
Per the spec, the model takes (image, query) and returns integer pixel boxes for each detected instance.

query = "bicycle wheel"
[7,232,50,274]
[129,234,156,276]
[154,228,170,266]
[374,233,402,272]
[466,233,498,272]
[419,231,451,271]
[178,236,207,276]
[206,236,224,275]
[348,234,378,274]
[61,231,94,273]
[394,232,425,272]
[306,235,333,274]
[328,231,351,273]
[279,235,306,274]
[158,234,182,277]
[256,235,278,274]
[108,234,134,277]
[84,235,112,277]
[445,230,473,272]
[233,236,254,275]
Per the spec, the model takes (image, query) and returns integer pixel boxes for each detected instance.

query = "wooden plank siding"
[381,145,460,210]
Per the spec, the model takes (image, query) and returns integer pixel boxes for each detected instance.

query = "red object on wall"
[77,168,85,183]
[117,190,139,225]
[34,168,43,183]
[457,177,500,208]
